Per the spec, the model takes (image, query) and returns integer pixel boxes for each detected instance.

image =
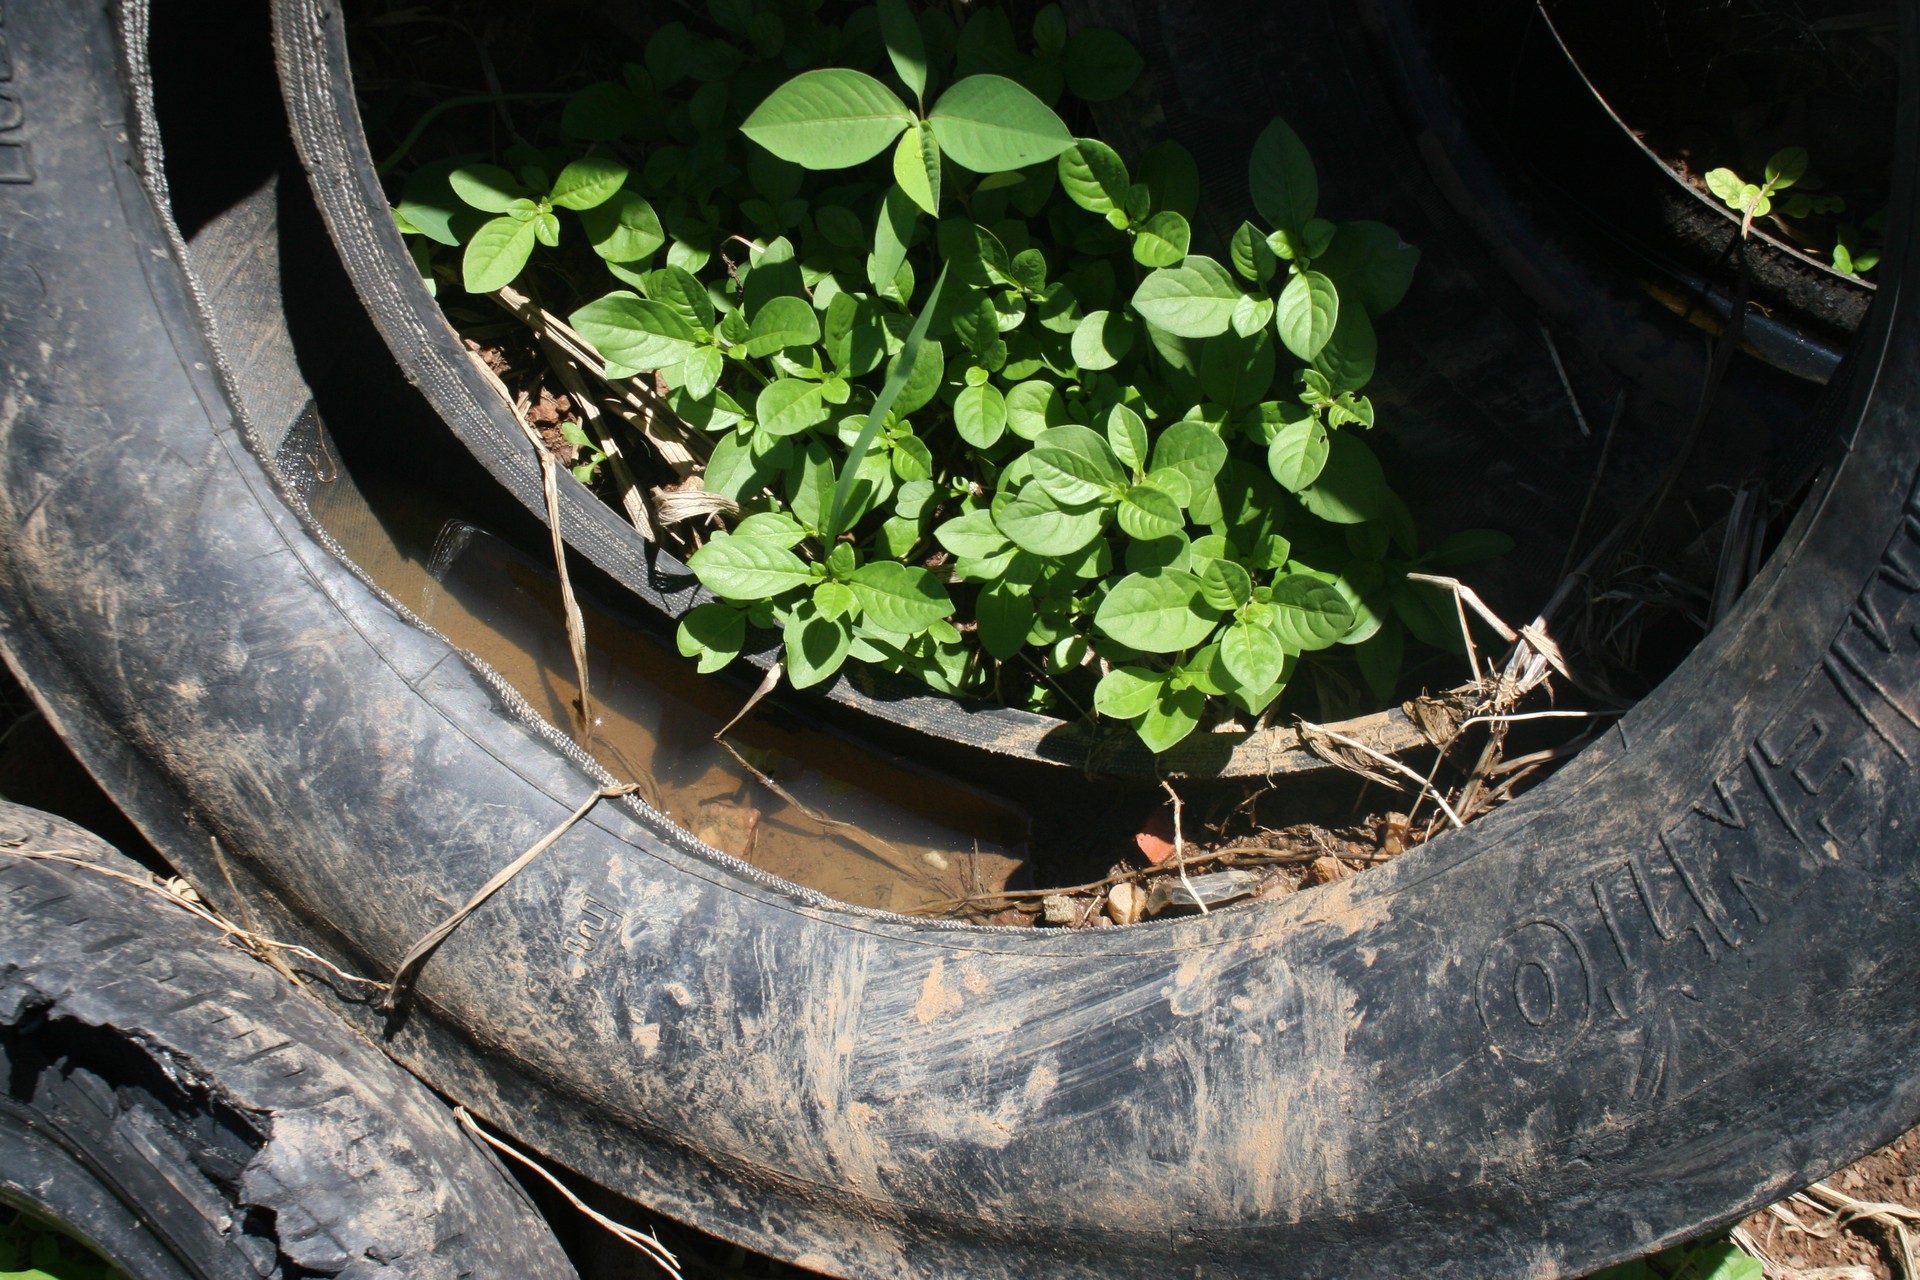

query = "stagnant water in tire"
[306,460,1034,914]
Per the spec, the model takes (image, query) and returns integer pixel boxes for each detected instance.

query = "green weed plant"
[394,0,1509,753]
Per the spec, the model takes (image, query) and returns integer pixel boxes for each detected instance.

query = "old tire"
[0,800,577,1278]
[2,0,1919,1277]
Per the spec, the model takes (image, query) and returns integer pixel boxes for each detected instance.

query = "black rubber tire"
[0,800,577,1279]
[2,0,1919,1278]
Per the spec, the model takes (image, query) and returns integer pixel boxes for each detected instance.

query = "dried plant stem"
[542,330,659,543]
[1161,781,1208,915]
[384,784,641,1013]
[453,1107,682,1278]
[0,848,381,991]
[492,286,702,476]
[1299,718,1465,829]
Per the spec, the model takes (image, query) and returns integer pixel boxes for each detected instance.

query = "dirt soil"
[1734,1128,1920,1279]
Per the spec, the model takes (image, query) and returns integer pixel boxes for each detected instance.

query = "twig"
[538,322,660,544]
[1538,320,1592,438]
[383,784,641,1014]
[1559,388,1628,581]
[1298,719,1465,829]
[467,350,597,735]
[1160,782,1208,915]
[452,1107,681,1278]
[0,849,382,991]
[1453,709,1622,732]
[712,737,914,870]
[714,664,781,741]
[492,287,702,477]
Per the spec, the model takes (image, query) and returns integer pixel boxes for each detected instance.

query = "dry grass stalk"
[1160,781,1209,915]
[538,326,661,542]
[0,847,381,992]
[466,351,598,735]
[453,1107,682,1278]
[1298,718,1466,829]
[383,783,642,1013]
[492,285,703,477]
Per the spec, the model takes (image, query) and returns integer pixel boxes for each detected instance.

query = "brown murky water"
[306,468,1031,915]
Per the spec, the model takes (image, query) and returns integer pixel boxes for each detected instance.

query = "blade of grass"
[824,265,948,546]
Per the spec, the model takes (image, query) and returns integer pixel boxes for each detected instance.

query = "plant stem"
[377,93,570,177]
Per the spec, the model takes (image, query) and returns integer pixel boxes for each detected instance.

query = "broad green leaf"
[993,483,1108,555]
[532,209,561,247]
[1057,138,1130,216]
[1267,418,1330,492]
[735,510,808,547]
[1128,534,1191,573]
[1137,685,1204,752]
[892,432,935,481]
[1704,168,1745,207]
[1330,568,1386,645]
[1220,615,1287,690]
[462,216,538,292]
[741,236,805,320]
[1765,146,1808,189]
[1070,308,1134,371]
[1249,117,1318,232]
[785,602,853,688]
[677,602,747,673]
[814,204,868,249]
[814,580,857,622]
[563,81,645,142]
[1276,269,1339,360]
[688,533,813,600]
[1132,211,1190,267]
[955,382,1008,447]
[1005,379,1067,439]
[448,164,526,214]
[926,74,1073,173]
[1106,403,1148,471]
[1094,569,1221,653]
[1094,665,1165,719]
[823,293,887,377]
[1152,421,1230,495]
[743,295,821,357]
[936,508,1011,559]
[1313,301,1378,393]
[741,68,914,169]
[397,161,465,246]
[570,292,700,371]
[1064,27,1144,101]
[1267,573,1355,651]
[1199,557,1253,610]
[1140,140,1201,218]
[1315,221,1419,316]
[892,122,943,215]
[579,188,667,265]
[884,335,945,414]
[1200,329,1276,409]
[1230,220,1280,284]
[1117,482,1184,540]
[755,377,831,436]
[871,185,921,294]
[1132,256,1241,339]
[678,345,724,400]
[1299,429,1387,524]
[640,266,715,337]
[786,440,838,533]
[877,0,930,100]
[702,433,771,502]
[550,157,629,211]
[1031,424,1126,503]
[1032,3,1068,54]
[1232,293,1275,337]
[850,561,952,634]
[976,581,1034,658]
[1143,466,1193,509]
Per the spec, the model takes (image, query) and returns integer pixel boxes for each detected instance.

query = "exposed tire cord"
[0,800,577,1278]
[0,1,1917,1278]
